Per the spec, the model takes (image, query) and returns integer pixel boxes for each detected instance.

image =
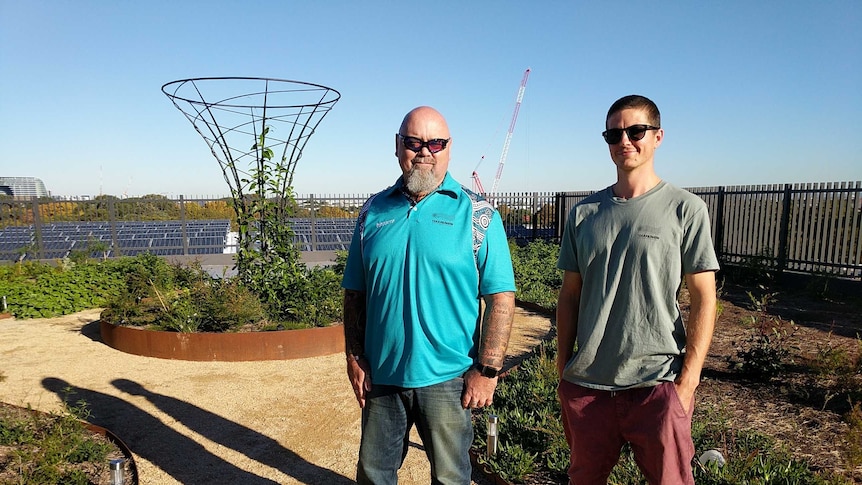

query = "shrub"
[102,251,346,331]
[508,239,562,311]
[845,402,862,469]
[729,320,798,380]
[0,259,129,319]
[726,289,799,381]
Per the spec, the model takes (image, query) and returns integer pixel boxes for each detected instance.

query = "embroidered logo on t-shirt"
[637,225,661,240]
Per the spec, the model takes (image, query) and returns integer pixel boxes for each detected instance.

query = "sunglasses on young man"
[398,134,450,154]
[601,125,660,145]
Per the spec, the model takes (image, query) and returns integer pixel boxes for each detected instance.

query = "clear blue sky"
[2,1,860,198]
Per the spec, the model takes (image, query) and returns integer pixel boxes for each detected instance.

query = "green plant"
[508,239,562,310]
[715,279,725,319]
[0,258,130,319]
[480,442,537,483]
[845,401,862,469]
[728,319,798,380]
[745,285,778,313]
[0,399,118,485]
[727,289,799,381]
[233,126,304,313]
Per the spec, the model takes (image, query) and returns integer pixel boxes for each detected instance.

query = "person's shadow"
[111,378,355,484]
[42,377,280,484]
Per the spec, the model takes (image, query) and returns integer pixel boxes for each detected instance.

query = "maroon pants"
[557,379,695,485]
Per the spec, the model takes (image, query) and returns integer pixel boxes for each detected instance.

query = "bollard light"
[487,414,498,456]
[110,458,124,485]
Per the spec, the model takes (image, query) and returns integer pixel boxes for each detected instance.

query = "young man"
[556,95,719,484]
[341,106,516,484]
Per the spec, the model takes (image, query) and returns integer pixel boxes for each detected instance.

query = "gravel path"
[0,307,553,484]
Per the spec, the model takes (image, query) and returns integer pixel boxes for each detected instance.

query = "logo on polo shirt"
[376,219,395,229]
[432,213,455,226]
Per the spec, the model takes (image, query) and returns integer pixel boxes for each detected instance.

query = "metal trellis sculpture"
[162,77,340,279]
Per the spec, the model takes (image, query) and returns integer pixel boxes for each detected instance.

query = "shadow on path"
[42,378,272,484]
[111,378,354,484]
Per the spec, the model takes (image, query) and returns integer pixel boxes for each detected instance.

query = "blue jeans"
[357,377,473,485]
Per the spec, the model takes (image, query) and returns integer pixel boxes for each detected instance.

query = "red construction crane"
[472,68,531,196]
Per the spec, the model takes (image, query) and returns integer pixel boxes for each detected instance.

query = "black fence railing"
[2,182,860,280]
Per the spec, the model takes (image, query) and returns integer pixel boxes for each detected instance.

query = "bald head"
[399,106,449,136]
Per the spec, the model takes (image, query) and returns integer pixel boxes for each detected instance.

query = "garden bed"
[0,402,138,485]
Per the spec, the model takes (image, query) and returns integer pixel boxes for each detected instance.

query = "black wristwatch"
[473,363,501,378]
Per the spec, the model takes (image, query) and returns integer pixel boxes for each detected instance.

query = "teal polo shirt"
[342,172,516,388]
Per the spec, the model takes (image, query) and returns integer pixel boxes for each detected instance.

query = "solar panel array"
[290,218,357,251]
[0,218,550,261]
[0,220,231,261]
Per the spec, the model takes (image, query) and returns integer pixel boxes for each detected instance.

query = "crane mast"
[489,68,530,196]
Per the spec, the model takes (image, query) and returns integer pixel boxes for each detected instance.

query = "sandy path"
[0,307,553,485]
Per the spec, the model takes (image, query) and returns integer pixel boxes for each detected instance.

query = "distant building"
[0,177,49,199]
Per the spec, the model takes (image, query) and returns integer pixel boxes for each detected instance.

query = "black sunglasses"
[602,125,660,145]
[398,134,450,154]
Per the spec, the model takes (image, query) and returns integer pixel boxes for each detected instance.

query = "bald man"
[341,106,516,484]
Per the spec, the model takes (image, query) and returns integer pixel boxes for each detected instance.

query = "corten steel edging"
[100,321,345,361]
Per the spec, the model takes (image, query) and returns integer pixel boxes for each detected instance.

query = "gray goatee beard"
[403,160,440,197]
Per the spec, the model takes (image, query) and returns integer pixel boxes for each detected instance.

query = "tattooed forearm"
[343,289,367,358]
[478,292,515,369]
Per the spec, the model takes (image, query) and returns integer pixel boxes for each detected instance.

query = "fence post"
[777,184,793,276]
[714,187,725,265]
[179,195,189,255]
[309,194,318,252]
[531,193,539,241]
[555,193,563,240]
[32,199,43,260]
[108,198,120,257]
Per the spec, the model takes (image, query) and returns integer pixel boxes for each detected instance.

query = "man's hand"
[673,379,696,414]
[461,368,498,409]
[347,356,372,408]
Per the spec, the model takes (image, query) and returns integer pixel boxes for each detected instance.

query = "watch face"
[477,364,499,378]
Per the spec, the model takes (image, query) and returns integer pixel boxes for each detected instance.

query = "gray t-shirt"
[556,181,720,390]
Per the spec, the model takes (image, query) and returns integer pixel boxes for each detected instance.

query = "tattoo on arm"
[479,293,515,369]
[343,289,367,357]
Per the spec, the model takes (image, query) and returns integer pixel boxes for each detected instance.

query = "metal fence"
[2,182,860,279]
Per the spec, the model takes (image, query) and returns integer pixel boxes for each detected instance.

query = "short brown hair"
[606,95,661,128]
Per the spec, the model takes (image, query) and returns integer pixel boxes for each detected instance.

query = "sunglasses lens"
[402,136,422,151]
[627,126,648,141]
[603,129,623,145]
[427,140,445,153]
